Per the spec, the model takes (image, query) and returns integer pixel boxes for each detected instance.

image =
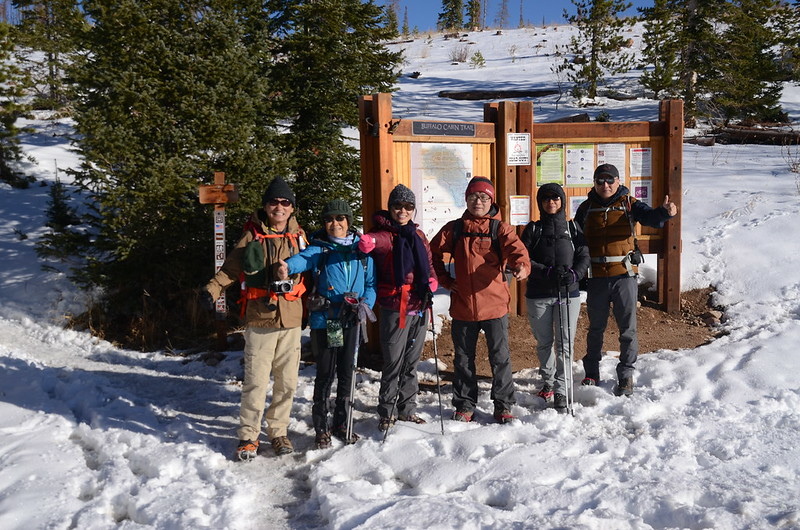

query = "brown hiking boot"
[314,431,332,450]
[452,410,473,422]
[398,414,427,424]
[270,436,293,456]
[493,408,516,424]
[332,426,360,444]
[378,417,396,432]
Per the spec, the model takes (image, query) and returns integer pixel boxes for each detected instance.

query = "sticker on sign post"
[507,133,531,166]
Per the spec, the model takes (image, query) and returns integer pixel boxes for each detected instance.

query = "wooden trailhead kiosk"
[358,93,683,326]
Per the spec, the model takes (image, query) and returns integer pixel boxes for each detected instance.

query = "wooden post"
[516,100,534,316]
[358,94,396,361]
[490,100,520,314]
[660,99,683,313]
[198,172,239,350]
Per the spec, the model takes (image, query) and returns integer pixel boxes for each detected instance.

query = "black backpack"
[527,219,578,252]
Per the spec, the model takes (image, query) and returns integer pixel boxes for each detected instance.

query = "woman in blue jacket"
[277,199,376,449]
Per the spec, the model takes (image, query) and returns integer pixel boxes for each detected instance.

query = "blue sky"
[386,0,651,32]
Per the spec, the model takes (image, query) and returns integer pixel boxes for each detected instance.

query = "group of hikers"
[200,164,678,461]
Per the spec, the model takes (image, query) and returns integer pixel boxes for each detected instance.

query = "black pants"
[377,308,427,419]
[310,324,359,433]
[451,315,516,412]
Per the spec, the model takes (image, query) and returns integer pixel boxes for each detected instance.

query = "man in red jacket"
[430,177,530,423]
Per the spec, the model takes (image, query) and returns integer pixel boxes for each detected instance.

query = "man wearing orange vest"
[574,164,678,397]
[202,176,307,460]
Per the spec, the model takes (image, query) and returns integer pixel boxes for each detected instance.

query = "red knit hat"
[465,176,495,201]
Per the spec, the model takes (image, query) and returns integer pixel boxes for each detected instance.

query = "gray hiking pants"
[377,307,427,419]
[584,275,638,381]
[526,294,581,395]
[451,315,516,412]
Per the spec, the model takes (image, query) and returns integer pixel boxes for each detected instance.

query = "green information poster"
[536,144,565,185]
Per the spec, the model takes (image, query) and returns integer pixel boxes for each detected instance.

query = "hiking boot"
[378,417,396,432]
[493,408,516,424]
[332,426,360,444]
[235,439,259,462]
[270,436,293,456]
[537,382,554,402]
[554,393,568,414]
[613,377,634,397]
[581,377,598,386]
[452,410,473,422]
[398,414,427,424]
[314,431,332,450]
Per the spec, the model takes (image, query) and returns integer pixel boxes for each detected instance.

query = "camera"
[628,249,644,266]
[271,279,294,294]
[307,294,330,312]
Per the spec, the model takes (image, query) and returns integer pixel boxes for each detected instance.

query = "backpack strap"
[450,218,503,264]
[528,221,543,251]
[529,220,574,251]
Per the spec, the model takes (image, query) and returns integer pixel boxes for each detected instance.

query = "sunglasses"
[324,215,348,223]
[268,198,292,207]
[467,193,492,203]
[391,202,415,211]
[595,177,617,185]
[541,195,561,202]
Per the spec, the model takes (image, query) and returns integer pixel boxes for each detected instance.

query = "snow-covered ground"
[2,24,800,530]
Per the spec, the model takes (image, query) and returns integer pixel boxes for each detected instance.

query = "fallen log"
[438,88,559,100]
[713,126,800,145]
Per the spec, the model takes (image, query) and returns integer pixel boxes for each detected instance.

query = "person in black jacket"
[521,183,590,412]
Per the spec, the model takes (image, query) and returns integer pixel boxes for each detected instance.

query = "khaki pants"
[238,326,301,441]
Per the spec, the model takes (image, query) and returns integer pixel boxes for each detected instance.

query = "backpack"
[527,219,578,252]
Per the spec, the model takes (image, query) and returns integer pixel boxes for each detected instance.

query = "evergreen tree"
[560,0,634,99]
[385,0,399,35]
[466,0,481,29]
[707,0,786,124]
[672,0,726,124]
[772,1,800,81]
[63,0,289,348]
[268,0,402,229]
[495,0,509,28]
[638,0,680,98]
[36,176,87,270]
[11,0,86,111]
[438,0,464,31]
[0,20,30,185]
[402,6,409,35]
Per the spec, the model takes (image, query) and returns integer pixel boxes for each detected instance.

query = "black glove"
[559,267,577,286]
[199,291,215,312]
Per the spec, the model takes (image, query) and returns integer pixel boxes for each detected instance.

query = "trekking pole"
[556,285,573,416]
[563,285,575,416]
[429,306,445,435]
[344,318,361,445]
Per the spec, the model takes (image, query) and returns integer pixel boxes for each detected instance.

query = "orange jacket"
[430,209,530,322]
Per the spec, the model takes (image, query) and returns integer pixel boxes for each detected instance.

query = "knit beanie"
[593,163,619,180]
[388,184,415,208]
[261,176,296,207]
[465,176,495,201]
[321,199,353,222]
